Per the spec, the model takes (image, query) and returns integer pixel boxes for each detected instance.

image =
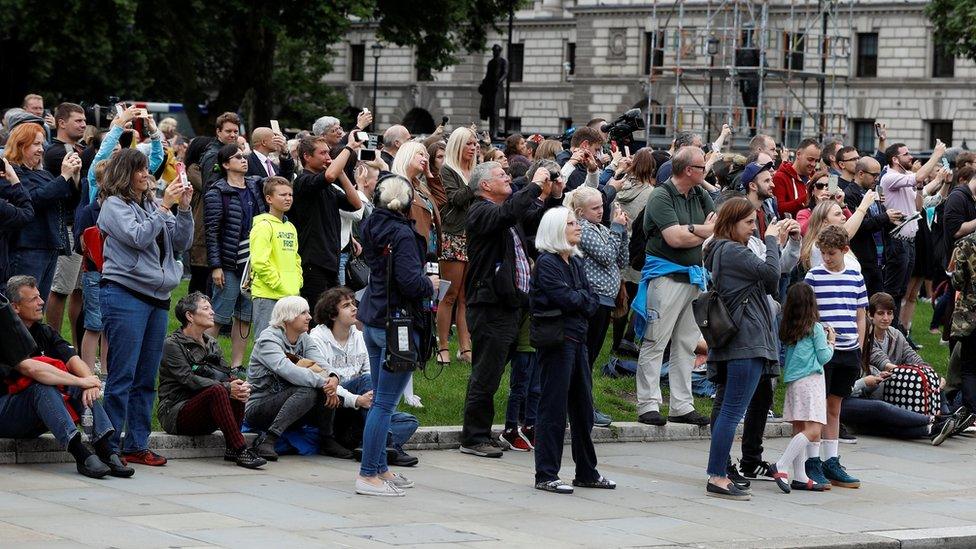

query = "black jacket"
[530,252,598,341]
[12,165,76,253]
[246,151,296,181]
[203,176,267,272]
[290,170,357,274]
[944,184,976,249]
[465,183,546,309]
[0,179,35,282]
[844,182,891,270]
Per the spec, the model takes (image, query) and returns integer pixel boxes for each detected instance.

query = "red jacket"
[772,162,808,217]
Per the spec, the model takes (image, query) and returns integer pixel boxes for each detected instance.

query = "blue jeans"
[81,271,103,332]
[841,397,930,438]
[101,283,169,453]
[707,358,763,477]
[341,373,419,450]
[505,351,541,429]
[10,248,59,303]
[338,252,349,286]
[0,384,113,447]
[360,324,413,476]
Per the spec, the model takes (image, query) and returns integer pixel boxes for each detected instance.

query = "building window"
[933,42,955,78]
[856,33,878,77]
[779,116,803,149]
[350,44,365,82]
[928,120,953,147]
[643,31,665,75]
[508,43,524,82]
[560,117,573,131]
[783,32,805,71]
[852,120,876,153]
[505,117,522,134]
[566,42,576,75]
[417,66,432,81]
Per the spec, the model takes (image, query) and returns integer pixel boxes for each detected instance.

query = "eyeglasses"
[839,157,859,163]
[231,154,246,160]
[813,182,828,189]
[689,165,706,171]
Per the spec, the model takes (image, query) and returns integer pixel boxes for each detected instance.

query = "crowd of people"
[1,92,974,501]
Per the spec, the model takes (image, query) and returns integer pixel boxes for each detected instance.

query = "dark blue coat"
[12,165,76,253]
[0,179,35,283]
[530,252,598,341]
[203,176,266,272]
[357,208,434,329]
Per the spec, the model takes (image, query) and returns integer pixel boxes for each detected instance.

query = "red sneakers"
[499,427,533,452]
[122,450,168,466]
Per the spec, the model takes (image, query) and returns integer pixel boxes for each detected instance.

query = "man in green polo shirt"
[637,146,716,427]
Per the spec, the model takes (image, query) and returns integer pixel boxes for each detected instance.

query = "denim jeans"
[0,384,113,447]
[210,269,252,325]
[101,283,169,453]
[707,358,763,477]
[341,374,419,449]
[361,324,414,476]
[338,252,349,286]
[505,351,541,429]
[841,397,931,438]
[10,248,60,303]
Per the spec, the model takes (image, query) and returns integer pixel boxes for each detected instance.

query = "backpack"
[881,364,941,417]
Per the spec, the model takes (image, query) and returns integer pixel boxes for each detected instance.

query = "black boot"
[318,437,354,459]
[252,432,279,461]
[94,431,134,478]
[68,432,110,479]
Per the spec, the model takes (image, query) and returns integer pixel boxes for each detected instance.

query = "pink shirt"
[879,169,918,238]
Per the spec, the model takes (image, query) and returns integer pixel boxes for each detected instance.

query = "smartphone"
[624,145,631,157]
[64,143,73,158]
[115,103,125,118]
[270,120,281,134]
[783,212,793,220]
[875,123,882,138]
[828,174,839,194]
[941,157,950,170]
[358,149,376,162]
[361,107,370,115]
[354,131,369,143]
[175,161,190,190]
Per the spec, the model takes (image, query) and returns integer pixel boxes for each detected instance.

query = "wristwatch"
[687,224,696,236]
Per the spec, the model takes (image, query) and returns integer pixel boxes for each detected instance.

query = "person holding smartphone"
[0,157,35,284]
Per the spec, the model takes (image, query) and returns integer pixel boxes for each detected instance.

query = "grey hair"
[468,161,502,194]
[526,159,559,184]
[270,296,310,329]
[6,275,37,303]
[674,131,701,149]
[671,146,704,178]
[383,125,409,149]
[312,116,340,136]
[175,291,209,328]
[375,174,414,213]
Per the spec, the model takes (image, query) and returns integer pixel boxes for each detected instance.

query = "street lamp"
[371,43,384,129]
[706,35,720,141]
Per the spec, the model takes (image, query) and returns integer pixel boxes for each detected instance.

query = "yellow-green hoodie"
[249,213,302,299]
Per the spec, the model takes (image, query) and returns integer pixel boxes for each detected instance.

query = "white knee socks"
[776,433,810,480]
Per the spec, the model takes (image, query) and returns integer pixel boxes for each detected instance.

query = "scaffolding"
[642,0,854,148]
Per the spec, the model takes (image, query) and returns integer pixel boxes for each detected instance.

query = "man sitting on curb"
[309,287,420,467]
[0,275,133,478]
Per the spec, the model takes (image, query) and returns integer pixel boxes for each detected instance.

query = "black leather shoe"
[235,448,268,469]
[77,454,111,479]
[706,480,751,500]
[101,453,135,478]
[668,410,710,426]
[223,448,237,462]
[318,437,354,459]
[389,449,419,467]
[251,433,279,461]
[637,411,667,426]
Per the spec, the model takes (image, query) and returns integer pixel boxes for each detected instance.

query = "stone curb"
[0,420,794,465]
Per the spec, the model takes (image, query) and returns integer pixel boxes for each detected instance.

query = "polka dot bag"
[881,364,941,417]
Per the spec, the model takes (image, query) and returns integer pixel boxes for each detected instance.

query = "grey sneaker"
[460,443,503,458]
[383,472,414,489]
[594,409,613,427]
[355,477,404,497]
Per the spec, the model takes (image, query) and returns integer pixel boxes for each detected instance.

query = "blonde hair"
[376,174,413,213]
[443,127,476,180]
[391,141,428,180]
[534,139,563,161]
[565,186,601,216]
[800,201,844,269]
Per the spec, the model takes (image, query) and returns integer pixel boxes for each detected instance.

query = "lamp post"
[371,43,384,130]
[706,35,720,142]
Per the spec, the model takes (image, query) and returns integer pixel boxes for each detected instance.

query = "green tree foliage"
[925,0,976,58]
[0,0,518,134]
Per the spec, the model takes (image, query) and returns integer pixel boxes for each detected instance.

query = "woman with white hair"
[435,127,479,365]
[245,295,352,461]
[530,207,614,494]
[355,174,438,496]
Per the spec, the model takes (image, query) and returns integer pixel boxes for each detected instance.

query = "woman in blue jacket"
[5,122,80,300]
[98,149,193,466]
[0,157,35,284]
[355,174,437,497]
[531,207,615,494]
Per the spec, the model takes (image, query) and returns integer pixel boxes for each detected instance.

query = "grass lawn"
[68,282,950,428]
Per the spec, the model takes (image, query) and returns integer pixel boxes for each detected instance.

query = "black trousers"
[301,264,338,326]
[710,374,773,467]
[461,304,521,446]
[959,332,976,413]
[534,339,599,484]
[862,261,884,299]
[586,304,614,370]
[883,237,915,331]
[245,386,335,439]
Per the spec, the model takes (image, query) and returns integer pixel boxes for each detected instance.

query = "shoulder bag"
[383,244,424,373]
[692,245,739,349]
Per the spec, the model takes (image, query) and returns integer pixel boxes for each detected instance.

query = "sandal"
[457,349,472,364]
[436,348,451,366]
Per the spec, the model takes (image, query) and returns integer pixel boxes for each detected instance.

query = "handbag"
[345,254,370,291]
[383,244,423,373]
[239,258,253,299]
[611,283,629,320]
[881,364,941,416]
[529,309,564,349]
[0,293,36,367]
[692,245,740,349]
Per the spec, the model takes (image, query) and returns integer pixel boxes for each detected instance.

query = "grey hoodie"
[246,326,333,411]
[704,237,781,363]
[98,195,193,300]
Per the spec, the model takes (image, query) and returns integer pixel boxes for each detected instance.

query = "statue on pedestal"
[478,44,508,138]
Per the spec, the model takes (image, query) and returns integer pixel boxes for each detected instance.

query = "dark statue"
[478,44,508,138]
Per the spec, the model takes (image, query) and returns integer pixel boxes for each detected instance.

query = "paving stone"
[335,523,493,545]
[3,512,201,548]
[0,520,61,542]
[120,511,250,531]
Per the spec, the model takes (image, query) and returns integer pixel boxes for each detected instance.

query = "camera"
[601,108,645,149]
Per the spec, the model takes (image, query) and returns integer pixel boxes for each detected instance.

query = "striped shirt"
[804,265,868,351]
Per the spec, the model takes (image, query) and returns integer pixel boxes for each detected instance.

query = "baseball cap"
[740,161,774,189]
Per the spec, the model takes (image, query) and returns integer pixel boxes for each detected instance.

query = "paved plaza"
[2,434,976,548]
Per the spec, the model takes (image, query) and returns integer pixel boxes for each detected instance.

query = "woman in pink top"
[796,173,852,235]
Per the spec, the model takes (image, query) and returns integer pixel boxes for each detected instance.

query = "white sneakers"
[355,473,414,497]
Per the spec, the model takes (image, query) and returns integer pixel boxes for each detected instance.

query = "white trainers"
[355,477,405,497]
[383,472,414,489]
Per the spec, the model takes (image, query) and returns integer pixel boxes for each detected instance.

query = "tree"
[926,0,976,59]
[0,0,519,134]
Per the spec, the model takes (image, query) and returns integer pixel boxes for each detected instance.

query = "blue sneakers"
[822,457,860,488]
[804,457,831,489]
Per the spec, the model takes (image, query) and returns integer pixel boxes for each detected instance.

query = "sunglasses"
[814,182,828,190]
[230,153,246,160]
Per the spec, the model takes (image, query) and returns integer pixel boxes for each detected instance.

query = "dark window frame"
[928,120,953,148]
[933,41,955,78]
[783,32,805,71]
[508,43,524,83]
[851,119,876,153]
[350,44,365,82]
[856,33,878,78]
[566,42,576,75]
[643,31,665,75]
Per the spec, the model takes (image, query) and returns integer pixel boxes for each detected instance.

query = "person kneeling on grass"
[0,275,133,478]
[769,282,833,494]
[245,296,353,462]
[309,287,420,467]
[157,292,266,469]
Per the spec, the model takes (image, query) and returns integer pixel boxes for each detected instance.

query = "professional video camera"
[601,108,644,149]
[81,96,121,129]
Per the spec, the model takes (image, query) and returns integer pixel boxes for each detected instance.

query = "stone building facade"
[324,0,973,152]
